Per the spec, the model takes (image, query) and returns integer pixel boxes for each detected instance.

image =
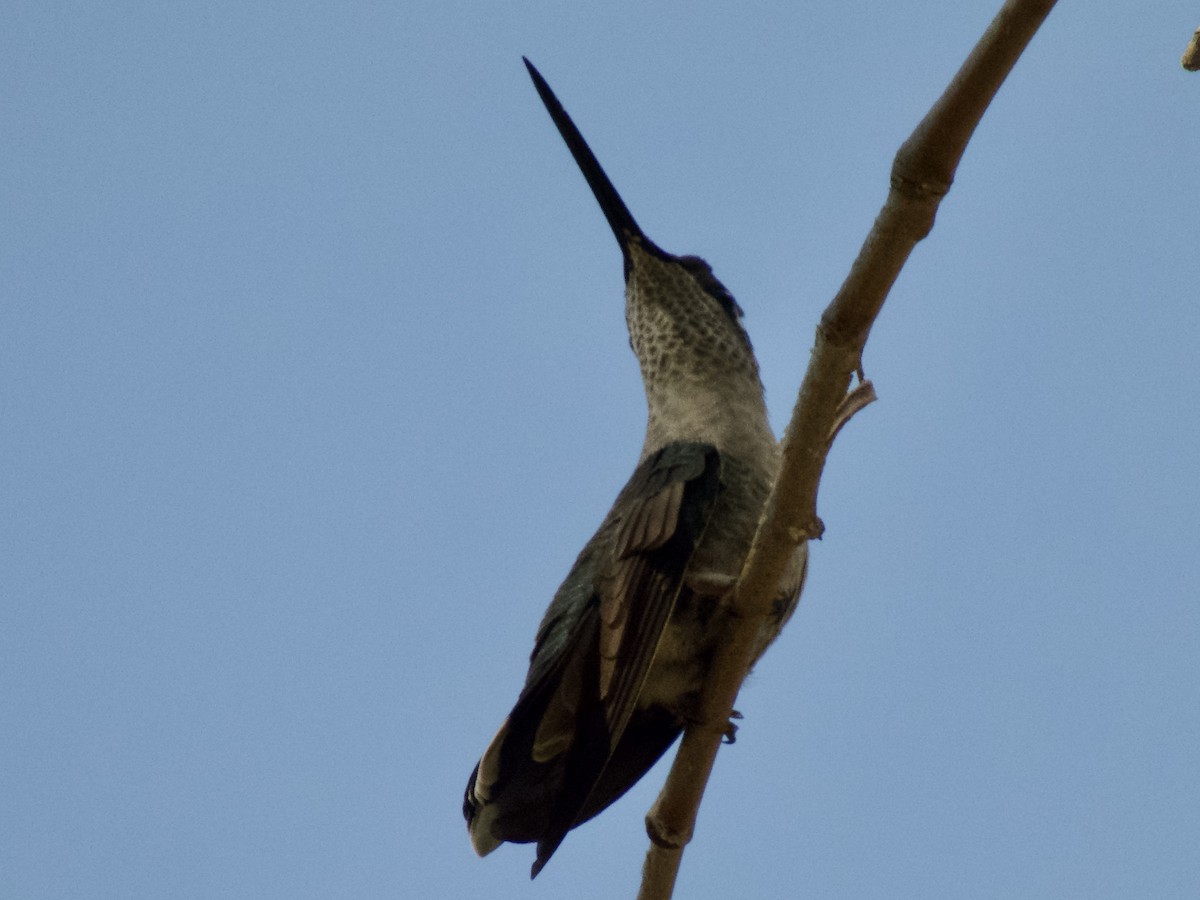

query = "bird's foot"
[723,710,743,744]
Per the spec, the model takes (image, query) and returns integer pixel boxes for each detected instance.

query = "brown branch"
[636,1,1058,897]
[1183,27,1200,71]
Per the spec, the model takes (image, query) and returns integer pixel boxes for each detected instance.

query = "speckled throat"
[624,241,776,472]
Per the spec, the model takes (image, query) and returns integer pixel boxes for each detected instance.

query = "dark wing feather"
[464,442,721,877]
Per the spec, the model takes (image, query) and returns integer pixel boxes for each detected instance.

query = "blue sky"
[3,2,1198,898]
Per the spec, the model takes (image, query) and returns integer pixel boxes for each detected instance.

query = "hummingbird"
[464,58,808,878]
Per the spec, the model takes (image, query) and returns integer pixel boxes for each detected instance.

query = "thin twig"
[829,379,877,447]
[636,1,1058,897]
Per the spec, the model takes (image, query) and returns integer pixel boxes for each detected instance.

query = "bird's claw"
[723,710,743,744]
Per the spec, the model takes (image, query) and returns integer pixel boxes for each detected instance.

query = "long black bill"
[523,58,645,264]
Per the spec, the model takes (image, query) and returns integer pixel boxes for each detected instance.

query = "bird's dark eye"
[676,255,744,323]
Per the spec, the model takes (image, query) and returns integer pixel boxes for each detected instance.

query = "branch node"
[889,170,953,203]
[645,807,690,850]
[1183,27,1200,71]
